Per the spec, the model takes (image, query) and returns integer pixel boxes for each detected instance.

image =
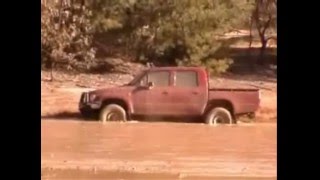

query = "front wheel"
[99,104,127,123]
[205,107,234,125]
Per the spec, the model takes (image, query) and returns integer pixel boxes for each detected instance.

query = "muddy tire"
[248,112,256,119]
[99,104,127,123]
[205,107,234,125]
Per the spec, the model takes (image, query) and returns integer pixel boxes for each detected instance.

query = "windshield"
[126,70,146,86]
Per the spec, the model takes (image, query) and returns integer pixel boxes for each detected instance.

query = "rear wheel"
[205,107,234,125]
[248,112,256,119]
[99,104,127,123]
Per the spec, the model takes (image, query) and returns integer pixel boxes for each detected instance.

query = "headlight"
[89,93,98,102]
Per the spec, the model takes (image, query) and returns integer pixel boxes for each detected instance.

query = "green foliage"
[205,58,234,75]
[177,58,234,75]
[41,0,270,74]
[250,0,277,64]
[128,0,253,73]
[41,1,96,71]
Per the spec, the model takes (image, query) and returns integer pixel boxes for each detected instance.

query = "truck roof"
[148,66,205,71]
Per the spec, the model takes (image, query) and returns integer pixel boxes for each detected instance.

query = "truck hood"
[89,85,134,96]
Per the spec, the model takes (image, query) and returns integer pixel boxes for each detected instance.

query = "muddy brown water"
[41,120,276,179]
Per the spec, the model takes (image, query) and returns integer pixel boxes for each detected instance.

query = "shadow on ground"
[41,112,202,123]
[134,115,202,124]
[41,111,87,120]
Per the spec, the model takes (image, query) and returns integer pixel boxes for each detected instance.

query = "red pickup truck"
[79,67,260,125]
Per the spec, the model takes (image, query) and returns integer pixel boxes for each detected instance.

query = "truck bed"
[209,88,259,92]
[208,88,260,115]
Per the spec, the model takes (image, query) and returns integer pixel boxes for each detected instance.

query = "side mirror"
[147,82,154,89]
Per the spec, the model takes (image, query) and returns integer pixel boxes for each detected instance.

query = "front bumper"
[78,92,101,111]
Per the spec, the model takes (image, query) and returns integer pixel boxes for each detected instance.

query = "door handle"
[162,91,168,95]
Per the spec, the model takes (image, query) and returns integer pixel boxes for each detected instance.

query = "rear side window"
[140,71,170,87]
[175,71,198,87]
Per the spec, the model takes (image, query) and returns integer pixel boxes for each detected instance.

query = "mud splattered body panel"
[79,67,260,117]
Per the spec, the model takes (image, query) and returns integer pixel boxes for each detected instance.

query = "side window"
[139,75,147,86]
[147,71,170,87]
[175,71,198,87]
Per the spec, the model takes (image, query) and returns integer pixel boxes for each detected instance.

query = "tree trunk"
[258,38,267,66]
[58,0,63,30]
[49,63,54,81]
[248,15,255,71]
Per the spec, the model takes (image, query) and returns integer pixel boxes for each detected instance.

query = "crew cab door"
[131,70,173,115]
[168,70,207,115]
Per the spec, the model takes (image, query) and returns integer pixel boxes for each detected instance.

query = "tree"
[128,0,254,74]
[41,0,260,75]
[41,0,96,79]
[251,0,277,65]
